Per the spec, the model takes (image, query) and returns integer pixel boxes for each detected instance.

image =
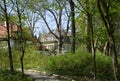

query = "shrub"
[0,44,48,70]
[12,45,44,70]
[0,48,9,70]
[0,70,32,81]
[43,48,93,76]
[0,45,118,80]
[96,53,114,80]
[42,48,115,80]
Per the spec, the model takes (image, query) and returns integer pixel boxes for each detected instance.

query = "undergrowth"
[0,70,32,81]
[0,45,120,80]
[42,48,116,80]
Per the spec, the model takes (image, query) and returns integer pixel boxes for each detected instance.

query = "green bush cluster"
[42,48,115,80]
[43,49,92,76]
[0,48,9,69]
[0,45,119,80]
[0,70,32,81]
[0,44,44,70]
[12,45,45,70]
[96,53,114,80]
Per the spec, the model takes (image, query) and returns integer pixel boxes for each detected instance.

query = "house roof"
[43,29,72,37]
[39,29,72,43]
[0,23,18,38]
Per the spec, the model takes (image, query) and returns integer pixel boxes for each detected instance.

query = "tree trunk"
[108,33,119,81]
[20,45,25,77]
[58,38,62,54]
[4,0,14,74]
[69,0,76,53]
[86,14,92,53]
[97,0,119,80]
[104,41,110,56]
[88,13,96,79]
[15,0,25,77]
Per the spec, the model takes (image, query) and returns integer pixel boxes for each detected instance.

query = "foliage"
[0,48,9,70]
[12,44,43,70]
[0,45,119,80]
[0,0,120,80]
[42,48,116,80]
[0,44,42,70]
[0,70,32,81]
[96,52,114,80]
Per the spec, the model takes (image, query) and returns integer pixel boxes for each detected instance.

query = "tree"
[0,0,14,74]
[25,9,40,43]
[11,0,29,77]
[97,0,119,80]
[75,0,95,53]
[75,0,97,79]
[29,0,71,53]
[68,0,76,53]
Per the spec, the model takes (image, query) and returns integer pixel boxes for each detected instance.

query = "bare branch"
[0,4,5,11]
[36,10,59,39]
[46,8,58,29]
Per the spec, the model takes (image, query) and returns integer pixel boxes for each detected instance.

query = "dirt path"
[24,69,73,81]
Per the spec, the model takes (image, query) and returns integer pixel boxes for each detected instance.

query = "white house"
[39,29,72,53]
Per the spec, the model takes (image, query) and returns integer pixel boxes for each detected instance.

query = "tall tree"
[75,0,95,53]
[11,0,29,77]
[68,0,76,53]
[97,0,119,80]
[0,0,14,74]
[75,0,97,79]
[29,0,71,53]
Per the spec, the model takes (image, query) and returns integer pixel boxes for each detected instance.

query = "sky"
[34,10,70,37]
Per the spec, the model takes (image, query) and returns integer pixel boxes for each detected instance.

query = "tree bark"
[86,14,92,53]
[4,0,14,74]
[108,33,119,81]
[58,38,62,54]
[20,45,25,77]
[15,0,25,77]
[69,0,76,53]
[104,41,110,56]
[87,13,96,79]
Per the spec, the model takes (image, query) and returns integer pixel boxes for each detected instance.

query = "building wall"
[44,43,55,49]
[40,31,71,53]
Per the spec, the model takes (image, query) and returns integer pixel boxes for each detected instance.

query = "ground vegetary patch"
[42,48,115,80]
[0,70,32,81]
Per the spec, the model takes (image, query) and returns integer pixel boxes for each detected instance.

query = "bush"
[42,48,115,80]
[0,45,118,80]
[43,48,93,76]
[0,48,9,69]
[12,45,45,70]
[0,44,45,70]
[96,53,114,80]
[0,70,32,81]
